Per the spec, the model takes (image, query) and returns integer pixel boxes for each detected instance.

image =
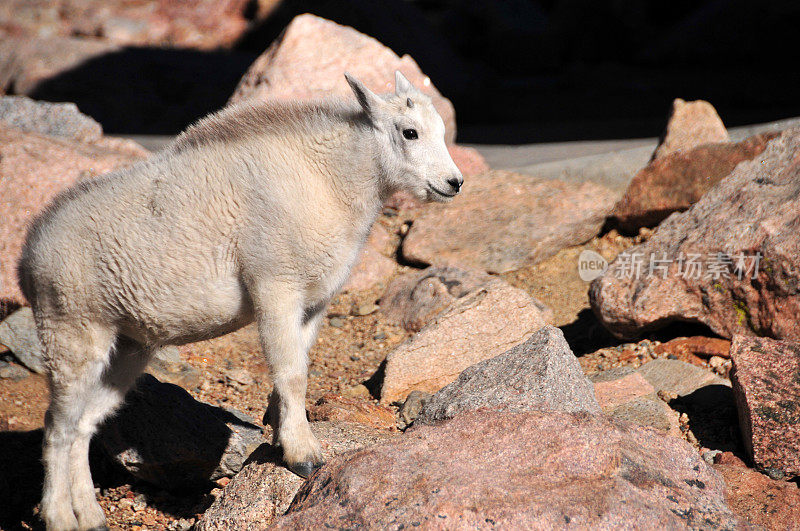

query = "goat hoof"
[288,460,324,479]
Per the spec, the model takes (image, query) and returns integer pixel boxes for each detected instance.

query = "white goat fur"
[18,72,462,530]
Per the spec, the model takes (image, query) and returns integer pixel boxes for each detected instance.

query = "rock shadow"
[28,47,256,135]
[0,429,44,529]
[670,384,745,458]
[560,309,619,356]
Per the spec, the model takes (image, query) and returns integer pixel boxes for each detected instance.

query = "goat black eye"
[402,128,418,140]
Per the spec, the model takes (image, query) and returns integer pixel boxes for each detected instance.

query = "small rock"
[381,266,498,332]
[132,494,147,512]
[341,384,370,399]
[196,421,397,530]
[97,374,263,490]
[398,390,432,427]
[591,370,679,435]
[379,277,551,404]
[702,449,722,465]
[0,362,30,381]
[637,359,729,398]
[354,303,379,316]
[0,307,45,374]
[417,326,600,424]
[223,368,254,388]
[328,316,345,328]
[656,390,675,402]
[147,346,201,389]
[653,336,732,359]
[708,356,725,370]
[308,394,396,430]
[652,98,730,160]
[730,335,800,479]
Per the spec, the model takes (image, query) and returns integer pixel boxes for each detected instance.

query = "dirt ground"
[0,228,746,530]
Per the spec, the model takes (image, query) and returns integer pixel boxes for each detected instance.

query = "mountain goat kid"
[19,72,462,531]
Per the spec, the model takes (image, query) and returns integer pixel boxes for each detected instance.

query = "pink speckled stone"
[0,123,147,306]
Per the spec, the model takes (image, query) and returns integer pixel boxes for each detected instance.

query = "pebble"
[329,316,345,328]
[767,468,786,480]
[0,363,30,381]
[708,356,725,370]
[656,390,676,402]
[224,368,254,388]
[355,303,379,316]
[398,390,433,428]
[702,449,722,464]
[133,494,147,512]
[342,384,370,398]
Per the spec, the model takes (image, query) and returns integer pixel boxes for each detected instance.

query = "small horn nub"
[407,97,414,109]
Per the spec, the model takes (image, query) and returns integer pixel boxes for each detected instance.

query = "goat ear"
[345,73,383,120]
[395,70,415,96]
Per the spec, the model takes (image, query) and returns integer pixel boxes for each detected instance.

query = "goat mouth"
[427,184,457,198]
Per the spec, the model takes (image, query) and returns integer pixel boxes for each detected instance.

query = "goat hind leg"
[40,321,115,531]
[69,337,152,530]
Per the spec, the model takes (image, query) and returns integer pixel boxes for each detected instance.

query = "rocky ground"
[0,229,637,530]
[1,11,800,531]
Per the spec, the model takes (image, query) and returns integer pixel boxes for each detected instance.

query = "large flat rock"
[402,170,616,273]
[276,409,741,529]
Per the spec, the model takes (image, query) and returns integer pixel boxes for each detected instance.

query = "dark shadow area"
[29,48,257,135]
[560,309,619,356]
[235,0,800,143]
[9,0,800,142]
[363,359,386,402]
[0,429,44,530]
[644,320,725,343]
[0,374,260,528]
[670,385,745,458]
[96,373,262,492]
[244,440,283,467]
[565,310,724,356]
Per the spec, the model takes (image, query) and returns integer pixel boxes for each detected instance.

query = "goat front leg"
[255,284,323,478]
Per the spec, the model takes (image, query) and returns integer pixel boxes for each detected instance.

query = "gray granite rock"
[417,325,600,424]
[0,307,45,374]
[638,359,729,398]
[0,95,103,142]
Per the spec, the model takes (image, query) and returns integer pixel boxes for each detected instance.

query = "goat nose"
[447,176,463,192]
